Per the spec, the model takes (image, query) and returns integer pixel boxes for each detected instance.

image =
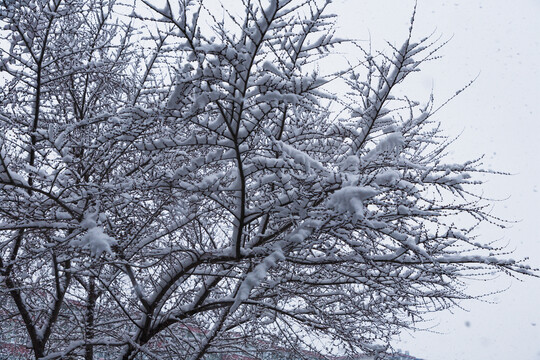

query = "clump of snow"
[78,227,117,257]
[329,186,379,218]
[397,205,411,215]
[364,132,405,162]
[374,170,401,185]
[80,211,97,229]
[71,213,116,257]
[289,227,313,243]
[340,155,360,171]
[279,141,324,172]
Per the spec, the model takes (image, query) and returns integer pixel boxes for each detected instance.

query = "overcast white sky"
[331,1,540,359]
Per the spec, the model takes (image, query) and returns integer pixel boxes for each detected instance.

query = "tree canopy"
[0,0,535,359]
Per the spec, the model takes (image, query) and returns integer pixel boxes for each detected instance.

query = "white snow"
[71,213,116,257]
[71,226,116,257]
[363,132,405,162]
[329,186,379,218]
[230,248,285,313]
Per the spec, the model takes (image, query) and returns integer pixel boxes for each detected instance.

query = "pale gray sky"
[333,1,540,359]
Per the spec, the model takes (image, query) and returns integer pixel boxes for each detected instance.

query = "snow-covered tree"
[0,0,535,359]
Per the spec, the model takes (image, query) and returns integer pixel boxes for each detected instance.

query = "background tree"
[0,0,137,358]
[0,0,535,359]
